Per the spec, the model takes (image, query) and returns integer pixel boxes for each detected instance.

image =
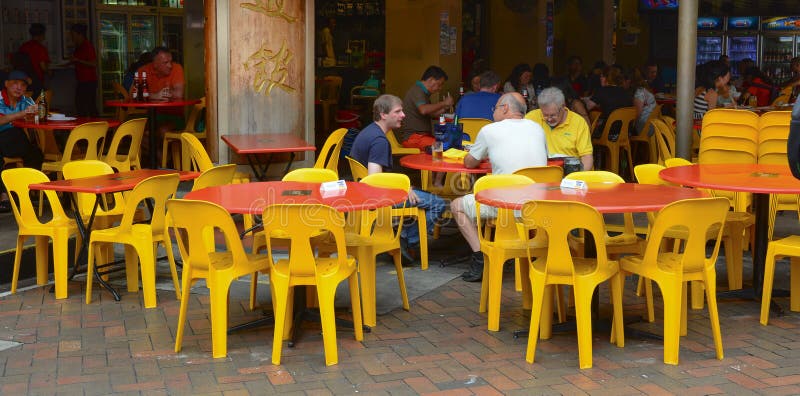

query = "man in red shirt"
[17,23,49,90]
[68,23,98,117]
[134,46,186,157]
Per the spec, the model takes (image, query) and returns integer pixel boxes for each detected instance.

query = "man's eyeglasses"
[491,103,508,112]
[541,107,564,121]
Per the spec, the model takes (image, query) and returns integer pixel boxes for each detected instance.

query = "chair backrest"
[167,199,250,271]
[62,160,125,216]
[564,170,625,183]
[104,117,147,171]
[641,197,729,273]
[261,203,348,277]
[314,128,348,173]
[474,174,533,241]
[635,103,663,139]
[1,168,71,227]
[653,118,676,164]
[664,157,693,167]
[385,129,420,155]
[460,118,492,142]
[519,200,609,277]
[59,121,109,162]
[282,168,338,182]
[346,156,368,181]
[757,110,791,165]
[182,97,207,134]
[513,166,564,183]
[699,109,759,164]
[181,132,215,172]
[596,107,638,146]
[119,174,180,235]
[192,164,237,191]
[634,164,668,185]
[361,173,410,240]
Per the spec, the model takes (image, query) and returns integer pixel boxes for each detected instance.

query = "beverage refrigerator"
[761,16,800,86]
[696,17,725,65]
[95,1,184,113]
[726,16,760,79]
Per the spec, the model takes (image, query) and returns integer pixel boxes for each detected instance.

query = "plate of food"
[48,114,76,121]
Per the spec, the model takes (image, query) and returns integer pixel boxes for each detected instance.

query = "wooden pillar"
[206,0,314,167]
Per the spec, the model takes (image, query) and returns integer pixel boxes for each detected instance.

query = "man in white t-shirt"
[451,92,548,282]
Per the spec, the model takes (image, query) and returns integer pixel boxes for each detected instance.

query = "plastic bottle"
[141,72,149,100]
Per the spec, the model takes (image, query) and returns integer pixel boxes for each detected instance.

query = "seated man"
[0,70,45,212]
[350,94,447,262]
[451,93,548,282]
[455,70,502,121]
[397,65,454,150]
[526,87,594,171]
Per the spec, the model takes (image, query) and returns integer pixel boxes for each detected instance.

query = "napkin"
[443,148,468,160]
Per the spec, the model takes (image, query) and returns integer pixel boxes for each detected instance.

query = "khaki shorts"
[460,193,498,220]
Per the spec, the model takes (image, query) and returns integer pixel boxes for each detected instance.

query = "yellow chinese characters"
[244,40,296,96]
[240,0,298,23]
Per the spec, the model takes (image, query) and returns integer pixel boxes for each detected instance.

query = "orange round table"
[659,163,800,300]
[13,117,122,129]
[105,98,201,168]
[475,182,705,212]
[184,180,408,214]
[399,153,492,174]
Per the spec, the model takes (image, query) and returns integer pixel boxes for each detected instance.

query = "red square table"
[221,134,316,181]
[29,169,200,300]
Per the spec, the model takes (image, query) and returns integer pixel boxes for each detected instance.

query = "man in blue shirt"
[455,70,501,121]
[350,94,447,263]
[0,70,44,212]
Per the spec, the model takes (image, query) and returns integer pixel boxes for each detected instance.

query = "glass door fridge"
[696,17,725,65]
[97,11,156,108]
[726,17,760,78]
[761,16,800,86]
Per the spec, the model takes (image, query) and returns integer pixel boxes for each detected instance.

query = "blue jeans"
[398,188,447,245]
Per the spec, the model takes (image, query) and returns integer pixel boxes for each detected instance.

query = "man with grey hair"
[455,70,502,120]
[451,92,548,282]
[349,94,447,263]
[526,86,594,170]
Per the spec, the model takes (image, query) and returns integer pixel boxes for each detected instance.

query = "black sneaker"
[0,200,10,214]
[400,240,420,266]
[462,253,484,282]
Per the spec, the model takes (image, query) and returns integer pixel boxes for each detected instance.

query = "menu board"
[728,16,759,31]
[697,17,724,30]
[762,16,800,32]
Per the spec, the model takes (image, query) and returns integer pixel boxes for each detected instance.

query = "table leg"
[245,152,298,181]
[147,107,158,168]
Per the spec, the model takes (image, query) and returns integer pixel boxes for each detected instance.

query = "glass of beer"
[24,104,36,122]
[432,141,444,161]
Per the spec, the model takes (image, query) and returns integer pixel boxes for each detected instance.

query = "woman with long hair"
[584,65,632,140]
[630,67,657,135]
[503,63,535,108]
[693,60,731,119]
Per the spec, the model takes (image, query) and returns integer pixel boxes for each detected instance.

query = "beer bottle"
[37,90,47,120]
[131,72,139,101]
[459,82,464,97]
[141,72,150,101]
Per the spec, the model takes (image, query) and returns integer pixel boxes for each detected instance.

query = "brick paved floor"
[3,259,800,396]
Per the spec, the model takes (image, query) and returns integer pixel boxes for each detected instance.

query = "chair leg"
[487,252,505,332]
[609,273,625,348]
[51,234,70,299]
[391,251,410,310]
[11,237,25,294]
[760,245,778,325]
[357,249,378,327]
[520,258,532,311]
[161,138,169,168]
[539,285,554,340]
[34,236,50,286]
[660,279,682,365]
[792,257,800,312]
[209,278,231,359]
[137,243,157,308]
[249,273,259,311]
[161,238,181,300]
[526,279,547,364]
[703,269,724,360]
[86,241,97,304]
[174,270,194,353]
[514,258,522,292]
[574,281,596,369]
[124,245,140,292]
[348,272,364,342]
[417,210,429,271]
[690,280,705,310]
[271,280,290,365]
[316,281,340,366]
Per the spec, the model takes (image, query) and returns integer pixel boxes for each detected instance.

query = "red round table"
[105,98,201,168]
[184,181,408,214]
[13,117,122,130]
[475,182,705,212]
[660,163,800,301]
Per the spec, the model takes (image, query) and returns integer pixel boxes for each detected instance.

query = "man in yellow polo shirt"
[525,87,594,170]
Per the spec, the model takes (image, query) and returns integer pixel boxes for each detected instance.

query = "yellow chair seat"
[761,235,800,325]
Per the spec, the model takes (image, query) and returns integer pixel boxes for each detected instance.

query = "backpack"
[748,81,780,105]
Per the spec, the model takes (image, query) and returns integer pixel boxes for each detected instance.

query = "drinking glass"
[432,141,443,161]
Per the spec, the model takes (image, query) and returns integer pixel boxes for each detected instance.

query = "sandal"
[0,200,10,213]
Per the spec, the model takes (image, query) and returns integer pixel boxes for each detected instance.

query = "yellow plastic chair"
[513,166,564,183]
[314,128,348,175]
[347,155,367,181]
[653,118,676,165]
[633,163,669,186]
[191,164,237,192]
[761,194,800,325]
[664,157,692,167]
[757,111,793,240]
[86,174,181,308]
[182,132,250,184]
[102,118,147,171]
[386,129,420,156]
[62,160,126,237]
[459,118,492,142]
[591,107,637,180]
[473,174,545,332]
[1,168,79,299]
[347,155,430,271]
[168,199,271,358]
[619,197,729,365]
[41,121,109,177]
[337,173,411,328]
[519,200,625,369]
[163,97,206,169]
[631,104,663,165]
[283,168,338,182]
[263,203,362,366]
